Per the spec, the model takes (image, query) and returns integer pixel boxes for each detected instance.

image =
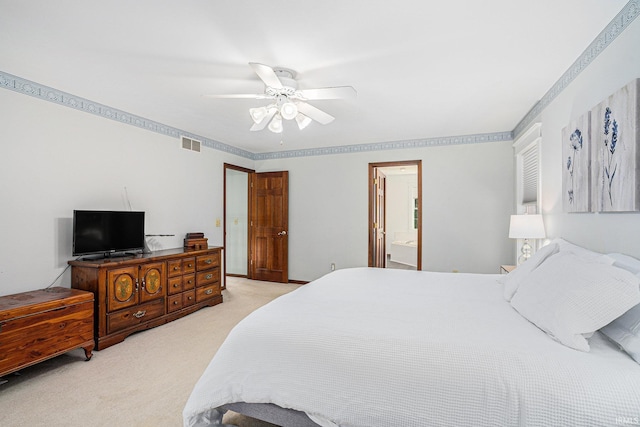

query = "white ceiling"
[0,1,629,154]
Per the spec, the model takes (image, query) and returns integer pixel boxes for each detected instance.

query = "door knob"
[277,231,287,236]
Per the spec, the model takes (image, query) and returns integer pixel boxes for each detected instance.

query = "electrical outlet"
[331,263,336,271]
[215,218,221,227]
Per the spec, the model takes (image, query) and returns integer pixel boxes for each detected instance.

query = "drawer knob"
[205,259,212,264]
[173,266,179,271]
[188,296,193,300]
[205,274,213,280]
[133,310,146,319]
[188,263,193,267]
[173,283,179,288]
[173,301,178,305]
[205,289,213,295]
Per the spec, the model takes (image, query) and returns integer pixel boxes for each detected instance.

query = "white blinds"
[521,144,539,204]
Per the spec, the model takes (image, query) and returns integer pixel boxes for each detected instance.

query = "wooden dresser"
[69,247,222,350]
[0,287,94,377]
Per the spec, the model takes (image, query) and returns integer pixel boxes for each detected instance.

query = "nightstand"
[500,265,516,274]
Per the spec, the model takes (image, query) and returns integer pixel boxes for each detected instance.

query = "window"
[514,123,542,214]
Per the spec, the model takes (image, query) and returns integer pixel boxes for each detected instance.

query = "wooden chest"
[0,287,94,377]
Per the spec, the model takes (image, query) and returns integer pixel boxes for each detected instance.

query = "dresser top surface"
[68,246,222,268]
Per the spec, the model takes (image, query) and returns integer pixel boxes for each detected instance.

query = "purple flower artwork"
[590,79,640,212]
[562,114,591,212]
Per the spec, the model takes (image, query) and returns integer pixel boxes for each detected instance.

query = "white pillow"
[608,252,640,275]
[600,304,640,364]
[551,237,615,265]
[510,251,640,351]
[501,243,559,301]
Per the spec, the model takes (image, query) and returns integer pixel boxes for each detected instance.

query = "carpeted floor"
[0,277,300,427]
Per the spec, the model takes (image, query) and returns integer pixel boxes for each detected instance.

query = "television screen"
[73,210,145,256]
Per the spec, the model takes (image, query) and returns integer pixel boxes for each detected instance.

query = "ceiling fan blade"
[296,86,357,101]
[203,93,268,99]
[297,102,335,125]
[249,62,283,89]
[250,108,278,131]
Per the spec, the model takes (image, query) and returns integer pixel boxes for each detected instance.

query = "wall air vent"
[181,136,202,152]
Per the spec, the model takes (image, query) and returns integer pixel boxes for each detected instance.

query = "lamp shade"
[280,102,298,120]
[509,214,545,239]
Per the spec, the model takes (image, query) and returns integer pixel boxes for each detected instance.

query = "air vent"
[181,136,202,152]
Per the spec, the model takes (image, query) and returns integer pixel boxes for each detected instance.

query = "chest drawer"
[196,283,221,303]
[167,259,183,277]
[0,287,94,377]
[196,268,219,287]
[107,298,164,334]
[196,253,220,270]
[168,276,183,295]
[182,257,196,274]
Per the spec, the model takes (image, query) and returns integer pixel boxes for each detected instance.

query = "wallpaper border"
[1,1,637,160]
[513,0,640,138]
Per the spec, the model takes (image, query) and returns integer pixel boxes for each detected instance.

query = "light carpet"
[0,277,300,427]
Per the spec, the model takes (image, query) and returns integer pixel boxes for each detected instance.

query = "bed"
[389,231,417,267]
[183,239,640,427]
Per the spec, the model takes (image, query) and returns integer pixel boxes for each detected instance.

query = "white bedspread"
[183,268,640,427]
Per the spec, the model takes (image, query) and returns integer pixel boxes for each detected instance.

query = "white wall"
[535,17,640,256]
[385,173,418,253]
[0,89,252,296]
[255,140,514,281]
[225,169,248,275]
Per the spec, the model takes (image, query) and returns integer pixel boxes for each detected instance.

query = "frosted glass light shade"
[295,113,312,130]
[280,102,298,120]
[268,114,283,133]
[249,106,268,124]
[509,214,545,239]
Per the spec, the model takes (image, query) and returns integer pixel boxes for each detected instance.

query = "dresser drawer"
[167,259,183,277]
[196,283,221,303]
[183,290,196,307]
[167,293,183,313]
[107,298,164,334]
[196,252,220,270]
[168,276,183,295]
[183,273,196,290]
[183,257,196,274]
[196,268,219,287]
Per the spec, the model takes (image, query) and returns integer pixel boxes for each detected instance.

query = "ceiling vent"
[181,136,201,152]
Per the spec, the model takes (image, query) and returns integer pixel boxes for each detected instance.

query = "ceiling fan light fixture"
[295,113,312,130]
[249,106,268,124]
[268,114,283,133]
[280,101,298,120]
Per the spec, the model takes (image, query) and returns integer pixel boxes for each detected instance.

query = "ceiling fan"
[205,63,356,134]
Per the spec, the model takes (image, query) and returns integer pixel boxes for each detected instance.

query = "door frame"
[223,163,255,289]
[368,160,422,270]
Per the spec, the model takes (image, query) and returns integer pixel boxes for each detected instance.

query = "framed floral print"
[591,78,640,212]
[562,113,591,212]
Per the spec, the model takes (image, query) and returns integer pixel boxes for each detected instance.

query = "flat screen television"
[73,210,145,256]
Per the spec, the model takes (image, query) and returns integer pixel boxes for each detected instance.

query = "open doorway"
[223,163,254,289]
[368,160,422,270]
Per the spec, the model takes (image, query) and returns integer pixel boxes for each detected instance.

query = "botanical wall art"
[590,78,640,212]
[561,78,640,213]
[562,113,591,212]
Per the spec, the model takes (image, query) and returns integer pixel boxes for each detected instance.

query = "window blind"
[521,145,538,204]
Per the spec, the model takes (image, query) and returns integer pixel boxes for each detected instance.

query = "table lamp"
[509,214,546,264]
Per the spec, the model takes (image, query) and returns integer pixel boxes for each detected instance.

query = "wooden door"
[373,169,386,267]
[249,171,289,283]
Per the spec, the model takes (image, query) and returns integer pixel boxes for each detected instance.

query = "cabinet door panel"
[107,267,138,312]
[140,262,166,303]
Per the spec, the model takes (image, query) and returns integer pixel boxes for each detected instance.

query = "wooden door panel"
[250,171,289,283]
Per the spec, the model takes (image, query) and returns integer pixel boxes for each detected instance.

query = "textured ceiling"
[0,1,630,154]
